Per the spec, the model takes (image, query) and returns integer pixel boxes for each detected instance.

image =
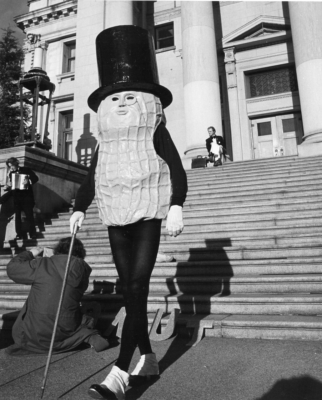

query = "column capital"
[39,41,49,51]
[25,33,41,52]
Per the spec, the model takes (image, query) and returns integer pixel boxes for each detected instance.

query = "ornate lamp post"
[17,34,55,150]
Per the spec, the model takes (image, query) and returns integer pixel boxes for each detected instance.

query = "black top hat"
[88,25,173,112]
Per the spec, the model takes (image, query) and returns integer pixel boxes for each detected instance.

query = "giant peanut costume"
[69,26,187,400]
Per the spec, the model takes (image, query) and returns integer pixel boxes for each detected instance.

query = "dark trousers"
[15,201,36,237]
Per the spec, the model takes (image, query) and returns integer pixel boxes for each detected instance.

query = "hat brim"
[87,82,173,112]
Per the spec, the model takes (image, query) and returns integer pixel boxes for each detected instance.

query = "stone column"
[289,2,322,157]
[181,1,222,161]
[104,0,134,28]
[224,47,242,161]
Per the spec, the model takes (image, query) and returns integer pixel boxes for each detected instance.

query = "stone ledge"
[15,0,77,30]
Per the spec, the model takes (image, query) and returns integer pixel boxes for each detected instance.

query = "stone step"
[187,173,322,193]
[29,213,322,235]
[102,312,322,341]
[4,243,322,264]
[77,190,322,213]
[186,182,322,201]
[187,163,322,185]
[3,292,322,315]
[186,155,322,177]
[1,309,322,341]
[56,199,322,223]
[2,258,322,277]
[81,292,322,315]
[89,259,322,277]
[3,274,322,295]
[186,160,322,179]
[49,208,322,229]
[6,231,320,250]
[6,223,322,245]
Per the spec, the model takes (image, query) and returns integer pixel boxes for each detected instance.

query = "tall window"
[63,112,73,160]
[248,67,298,98]
[155,22,174,50]
[63,41,76,73]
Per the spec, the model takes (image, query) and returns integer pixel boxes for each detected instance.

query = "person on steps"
[3,157,38,240]
[205,126,228,166]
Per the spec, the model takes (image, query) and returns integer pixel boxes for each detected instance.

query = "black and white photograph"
[0,1,322,399]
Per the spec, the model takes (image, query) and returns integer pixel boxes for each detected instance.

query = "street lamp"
[17,35,55,150]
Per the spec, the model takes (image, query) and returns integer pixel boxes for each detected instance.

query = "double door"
[252,113,303,159]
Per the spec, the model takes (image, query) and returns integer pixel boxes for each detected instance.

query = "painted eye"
[112,97,119,101]
[125,95,136,105]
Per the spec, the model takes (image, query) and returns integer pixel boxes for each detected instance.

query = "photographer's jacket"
[7,251,96,354]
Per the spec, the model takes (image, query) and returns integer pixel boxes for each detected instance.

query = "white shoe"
[129,353,159,386]
[88,366,129,400]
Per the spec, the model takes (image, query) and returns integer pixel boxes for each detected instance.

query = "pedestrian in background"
[3,157,38,240]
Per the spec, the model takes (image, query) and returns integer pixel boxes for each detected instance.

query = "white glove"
[166,205,184,237]
[70,211,85,234]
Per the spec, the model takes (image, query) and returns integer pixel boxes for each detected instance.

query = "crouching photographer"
[6,237,109,355]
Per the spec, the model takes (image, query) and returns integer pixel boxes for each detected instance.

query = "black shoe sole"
[88,384,117,399]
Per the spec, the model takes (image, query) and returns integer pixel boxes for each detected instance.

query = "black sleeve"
[153,123,188,207]
[73,148,98,213]
[7,251,39,285]
[27,168,39,185]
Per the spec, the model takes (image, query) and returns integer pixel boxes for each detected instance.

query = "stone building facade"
[15,1,322,168]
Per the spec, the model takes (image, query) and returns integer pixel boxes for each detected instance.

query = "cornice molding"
[220,15,291,52]
[246,91,299,104]
[153,6,181,24]
[15,0,77,31]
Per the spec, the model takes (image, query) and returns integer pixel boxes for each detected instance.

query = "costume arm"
[153,123,188,207]
[6,251,40,285]
[73,148,98,213]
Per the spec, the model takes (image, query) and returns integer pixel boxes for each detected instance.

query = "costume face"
[97,91,162,135]
[98,91,142,130]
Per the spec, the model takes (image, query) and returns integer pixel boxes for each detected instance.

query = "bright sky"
[0,0,29,44]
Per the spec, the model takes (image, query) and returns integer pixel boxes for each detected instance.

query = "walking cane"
[40,222,78,399]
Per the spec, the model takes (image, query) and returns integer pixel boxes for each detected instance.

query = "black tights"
[108,218,162,372]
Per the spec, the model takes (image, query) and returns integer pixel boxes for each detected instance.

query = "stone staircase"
[1,154,322,342]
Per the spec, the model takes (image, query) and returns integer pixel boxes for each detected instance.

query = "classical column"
[181,1,222,160]
[224,47,241,161]
[104,1,134,28]
[289,2,322,157]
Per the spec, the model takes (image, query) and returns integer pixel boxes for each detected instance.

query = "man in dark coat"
[6,237,109,355]
[3,157,38,239]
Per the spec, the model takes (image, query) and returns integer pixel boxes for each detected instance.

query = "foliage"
[0,27,29,149]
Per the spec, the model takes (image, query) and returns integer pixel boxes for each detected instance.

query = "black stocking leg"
[108,219,162,372]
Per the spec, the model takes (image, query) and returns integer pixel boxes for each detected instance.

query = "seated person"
[6,237,109,355]
[205,126,226,166]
